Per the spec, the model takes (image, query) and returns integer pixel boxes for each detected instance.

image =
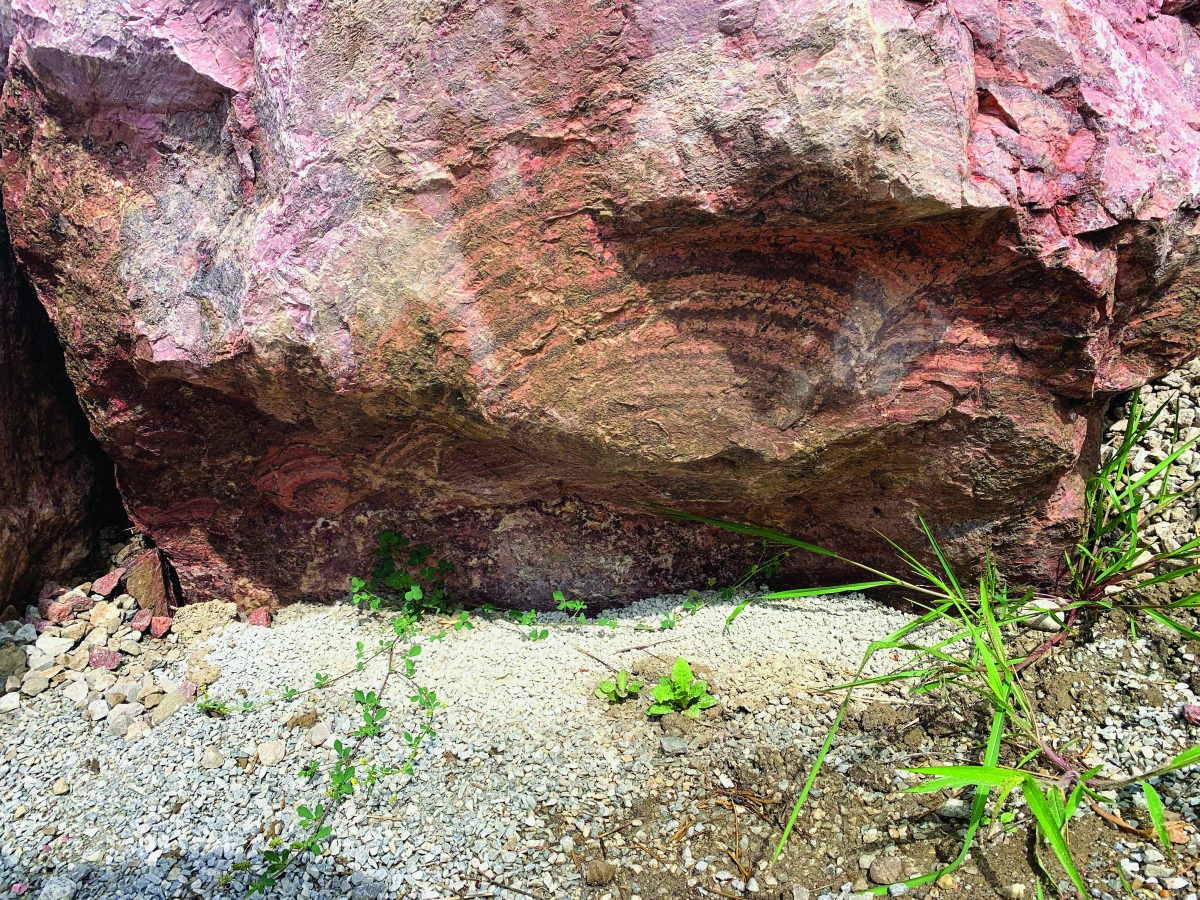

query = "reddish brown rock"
[123,551,178,617]
[149,616,172,639]
[36,584,66,618]
[44,599,75,624]
[90,569,125,599]
[65,592,94,614]
[247,607,271,628]
[1,0,1198,607]
[88,647,122,671]
[0,171,119,611]
[129,609,153,633]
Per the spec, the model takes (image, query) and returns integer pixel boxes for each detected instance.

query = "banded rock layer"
[1,0,1198,606]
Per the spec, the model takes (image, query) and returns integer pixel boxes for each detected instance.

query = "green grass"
[645,391,1200,894]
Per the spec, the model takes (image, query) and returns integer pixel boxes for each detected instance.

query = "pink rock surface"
[247,607,270,628]
[88,647,122,671]
[90,568,125,599]
[1,0,1199,607]
[35,584,66,618]
[44,598,75,624]
[129,608,153,632]
[1184,704,1200,726]
[149,616,172,638]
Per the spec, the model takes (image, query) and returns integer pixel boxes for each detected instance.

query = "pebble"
[51,778,69,795]
[200,746,224,769]
[869,856,903,885]
[586,859,616,885]
[35,876,76,900]
[257,740,286,766]
[660,736,688,755]
[308,721,331,746]
[87,698,110,721]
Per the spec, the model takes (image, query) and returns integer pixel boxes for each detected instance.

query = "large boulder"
[0,144,118,608]
[0,0,1198,607]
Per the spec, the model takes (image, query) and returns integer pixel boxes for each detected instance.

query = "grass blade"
[633,505,836,556]
[1141,781,1174,860]
[764,581,896,599]
[1022,778,1088,896]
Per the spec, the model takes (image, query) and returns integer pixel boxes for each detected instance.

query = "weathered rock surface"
[0,177,118,609]
[1,0,1199,606]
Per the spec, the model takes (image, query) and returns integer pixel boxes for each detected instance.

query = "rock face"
[0,160,119,609]
[1,0,1198,607]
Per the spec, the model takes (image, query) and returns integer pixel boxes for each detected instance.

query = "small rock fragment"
[869,855,903,885]
[585,859,616,886]
[34,634,74,657]
[90,569,125,598]
[36,875,76,900]
[0,693,19,713]
[200,745,224,769]
[87,699,110,721]
[105,702,143,736]
[659,736,688,755]
[51,778,69,795]
[151,691,188,726]
[63,680,89,707]
[308,721,332,746]
[88,648,122,670]
[129,609,153,633]
[21,674,49,696]
[149,616,173,639]
[1182,704,1200,725]
[248,607,271,627]
[88,602,121,635]
[257,740,286,766]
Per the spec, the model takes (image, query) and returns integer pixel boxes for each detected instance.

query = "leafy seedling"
[595,669,643,703]
[555,590,587,624]
[647,658,717,718]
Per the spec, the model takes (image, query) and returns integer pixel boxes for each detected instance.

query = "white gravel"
[0,591,914,899]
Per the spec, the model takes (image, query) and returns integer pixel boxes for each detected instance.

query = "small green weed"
[595,669,643,703]
[350,531,454,617]
[555,590,587,623]
[646,658,717,718]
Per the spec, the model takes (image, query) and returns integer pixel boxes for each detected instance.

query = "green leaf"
[1142,781,1174,860]
[1144,609,1200,642]
[671,657,694,690]
[646,703,673,717]
[653,681,673,703]
[903,766,1025,793]
[724,597,754,632]
[1162,745,1200,774]
[632,504,838,556]
[1022,779,1087,896]
[764,580,896,599]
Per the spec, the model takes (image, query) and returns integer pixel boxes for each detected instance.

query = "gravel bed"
[0,592,915,899]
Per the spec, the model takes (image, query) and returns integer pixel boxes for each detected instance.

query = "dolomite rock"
[1,0,1198,607]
